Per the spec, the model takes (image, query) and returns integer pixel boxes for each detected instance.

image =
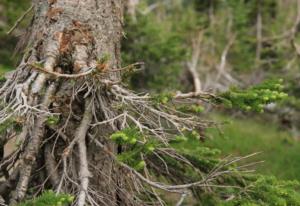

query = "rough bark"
[0,0,131,205]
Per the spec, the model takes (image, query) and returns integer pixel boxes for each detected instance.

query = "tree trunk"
[0,1,213,205]
[0,0,137,205]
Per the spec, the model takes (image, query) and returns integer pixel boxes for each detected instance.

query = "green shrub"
[17,191,73,206]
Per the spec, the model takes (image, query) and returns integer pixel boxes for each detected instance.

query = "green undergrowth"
[111,127,159,171]
[205,113,300,181]
[109,124,300,205]
[17,191,73,206]
[218,79,288,112]
[167,116,300,205]
[0,64,12,73]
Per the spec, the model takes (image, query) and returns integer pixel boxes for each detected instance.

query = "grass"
[0,64,12,73]
[205,113,300,181]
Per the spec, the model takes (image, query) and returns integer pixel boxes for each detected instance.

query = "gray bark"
[0,0,136,205]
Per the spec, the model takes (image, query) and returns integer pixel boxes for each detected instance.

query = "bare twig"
[29,63,96,79]
[7,5,34,35]
[176,192,188,206]
[93,138,252,194]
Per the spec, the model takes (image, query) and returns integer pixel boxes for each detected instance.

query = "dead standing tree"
[0,1,250,205]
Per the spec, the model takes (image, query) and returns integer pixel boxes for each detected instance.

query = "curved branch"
[76,98,93,206]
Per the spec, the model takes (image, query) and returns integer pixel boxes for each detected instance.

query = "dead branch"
[175,192,188,206]
[29,62,144,79]
[215,33,236,85]
[76,98,93,206]
[187,31,203,94]
[7,5,34,35]
[174,91,216,100]
[93,138,253,194]
[29,63,96,79]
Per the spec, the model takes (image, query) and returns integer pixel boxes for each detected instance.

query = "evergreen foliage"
[206,175,300,206]
[122,0,300,93]
[122,13,186,90]
[151,79,287,113]
[111,127,158,171]
[0,0,31,69]
[46,115,60,126]
[0,117,23,135]
[109,126,300,205]
[171,131,300,205]
[17,191,73,206]
[218,79,288,112]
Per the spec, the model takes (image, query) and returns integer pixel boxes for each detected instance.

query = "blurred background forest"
[1,0,300,191]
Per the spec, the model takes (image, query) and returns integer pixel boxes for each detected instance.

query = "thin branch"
[91,113,126,127]
[174,91,216,100]
[29,63,96,78]
[29,62,144,78]
[215,33,236,84]
[93,138,249,193]
[262,0,300,43]
[187,31,203,93]
[7,5,34,35]
[176,192,188,206]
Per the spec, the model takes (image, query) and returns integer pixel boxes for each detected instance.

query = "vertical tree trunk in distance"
[126,0,139,22]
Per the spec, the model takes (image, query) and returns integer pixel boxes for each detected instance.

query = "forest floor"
[206,113,300,181]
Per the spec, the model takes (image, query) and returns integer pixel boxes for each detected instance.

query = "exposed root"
[0,165,19,196]
[11,83,57,202]
[22,71,38,95]
[75,98,93,206]
[44,144,60,188]
[31,56,57,94]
